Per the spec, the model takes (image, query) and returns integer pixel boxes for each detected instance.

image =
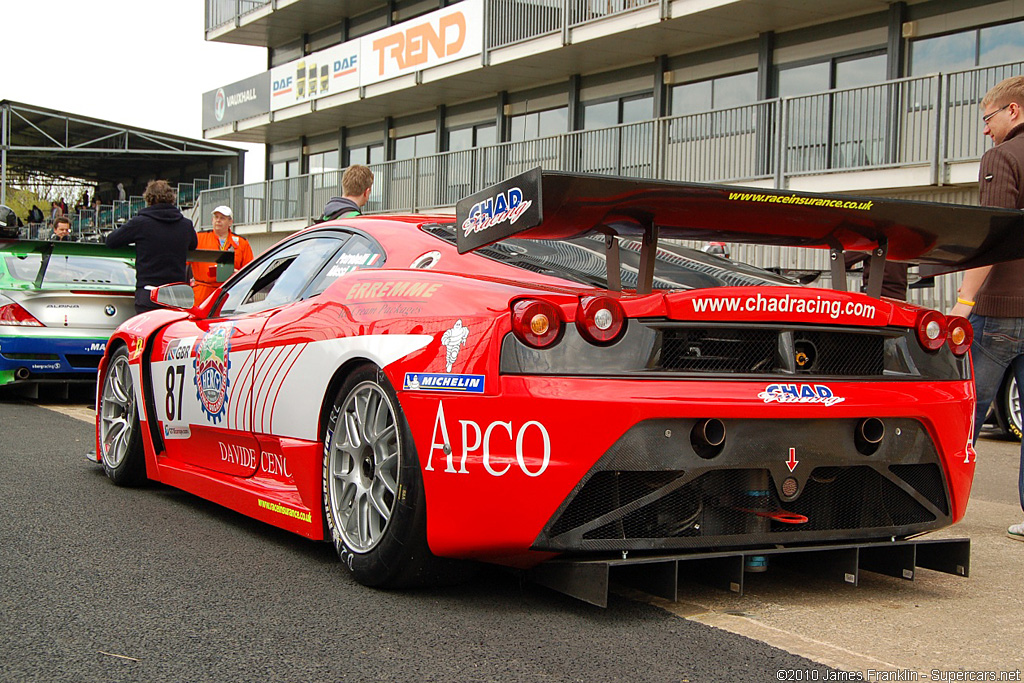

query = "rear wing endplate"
[454,169,1024,296]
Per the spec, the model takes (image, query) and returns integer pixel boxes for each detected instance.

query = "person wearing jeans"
[949,76,1024,541]
[968,316,1024,532]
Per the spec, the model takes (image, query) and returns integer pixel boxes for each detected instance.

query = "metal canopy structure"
[0,100,245,203]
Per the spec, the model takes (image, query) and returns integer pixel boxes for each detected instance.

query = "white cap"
[212,205,233,218]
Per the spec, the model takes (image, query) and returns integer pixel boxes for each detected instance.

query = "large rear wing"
[454,169,1024,296]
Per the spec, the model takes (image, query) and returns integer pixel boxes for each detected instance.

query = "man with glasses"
[950,76,1024,542]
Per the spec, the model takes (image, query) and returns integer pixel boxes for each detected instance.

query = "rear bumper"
[411,375,974,564]
[534,417,953,554]
[0,334,108,385]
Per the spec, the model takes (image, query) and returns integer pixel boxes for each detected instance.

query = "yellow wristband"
[957,297,976,306]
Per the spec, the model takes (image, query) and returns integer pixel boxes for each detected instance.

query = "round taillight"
[916,310,948,351]
[946,315,973,356]
[575,295,626,345]
[511,299,562,349]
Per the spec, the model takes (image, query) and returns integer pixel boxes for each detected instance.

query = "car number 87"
[166,364,185,421]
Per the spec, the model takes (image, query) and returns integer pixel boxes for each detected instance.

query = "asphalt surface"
[0,395,835,683]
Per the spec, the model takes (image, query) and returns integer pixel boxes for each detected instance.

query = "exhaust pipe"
[691,418,726,459]
[855,417,884,455]
[14,367,30,381]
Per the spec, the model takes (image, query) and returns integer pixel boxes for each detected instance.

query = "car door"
[150,233,350,476]
[248,232,386,440]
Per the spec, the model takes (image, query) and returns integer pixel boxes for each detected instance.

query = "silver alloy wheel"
[100,353,136,469]
[327,380,401,553]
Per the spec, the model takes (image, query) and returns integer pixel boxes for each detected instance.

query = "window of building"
[621,95,653,124]
[271,160,300,179]
[348,144,384,166]
[777,61,831,98]
[308,150,340,174]
[576,94,654,176]
[448,127,472,152]
[776,53,885,97]
[509,107,568,141]
[449,123,497,151]
[670,72,757,116]
[835,53,887,89]
[668,72,760,172]
[269,160,302,220]
[394,131,436,160]
[583,100,617,129]
[979,21,1024,66]
[776,52,887,174]
[581,93,653,130]
[910,19,1024,76]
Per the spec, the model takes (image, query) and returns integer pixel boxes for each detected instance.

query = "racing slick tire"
[98,345,147,486]
[994,372,1022,442]
[322,365,474,588]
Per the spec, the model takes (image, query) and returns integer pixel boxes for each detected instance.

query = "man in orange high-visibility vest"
[192,205,254,305]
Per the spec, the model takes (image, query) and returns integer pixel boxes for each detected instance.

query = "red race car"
[94,171,1024,605]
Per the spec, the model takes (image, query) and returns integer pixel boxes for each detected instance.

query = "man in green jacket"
[318,164,374,222]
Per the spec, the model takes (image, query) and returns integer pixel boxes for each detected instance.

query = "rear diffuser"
[528,537,969,607]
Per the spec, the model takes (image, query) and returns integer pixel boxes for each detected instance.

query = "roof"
[0,100,243,186]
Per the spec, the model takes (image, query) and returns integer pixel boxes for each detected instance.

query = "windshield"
[3,254,136,287]
[423,224,796,290]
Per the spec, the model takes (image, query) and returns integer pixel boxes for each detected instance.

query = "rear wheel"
[322,365,472,587]
[995,372,1022,442]
[98,346,147,486]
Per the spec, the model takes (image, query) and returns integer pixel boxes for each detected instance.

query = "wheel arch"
[318,358,382,442]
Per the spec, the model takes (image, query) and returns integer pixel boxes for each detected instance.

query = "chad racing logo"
[194,325,232,423]
[758,383,845,407]
[461,187,533,236]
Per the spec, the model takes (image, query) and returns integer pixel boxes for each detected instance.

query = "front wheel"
[98,346,147,486]
[322,365,472,587]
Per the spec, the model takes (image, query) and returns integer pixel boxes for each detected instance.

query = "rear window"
[3,254,136,286]
[421,224,796,290]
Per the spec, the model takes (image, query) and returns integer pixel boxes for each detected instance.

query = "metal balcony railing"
[198,60,1021,232]
[195,60,1021,311]
[205,0,271,31]
[208,0,663,50]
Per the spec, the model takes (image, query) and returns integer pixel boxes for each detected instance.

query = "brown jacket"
[975,122,1024,317]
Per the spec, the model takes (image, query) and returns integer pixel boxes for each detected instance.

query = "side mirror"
[150,283,195,310]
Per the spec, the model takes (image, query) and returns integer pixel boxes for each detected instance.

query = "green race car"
[0,239,136,387]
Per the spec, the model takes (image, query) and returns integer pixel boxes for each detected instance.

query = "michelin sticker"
[404,320,482,392]
[404,373,484,393]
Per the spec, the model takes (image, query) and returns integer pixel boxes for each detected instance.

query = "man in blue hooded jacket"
[106,179,198,314]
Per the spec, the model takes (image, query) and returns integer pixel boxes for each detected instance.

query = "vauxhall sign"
[202,72,271,129]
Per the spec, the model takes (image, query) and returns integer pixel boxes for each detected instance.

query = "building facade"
[200,0,1024,307]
